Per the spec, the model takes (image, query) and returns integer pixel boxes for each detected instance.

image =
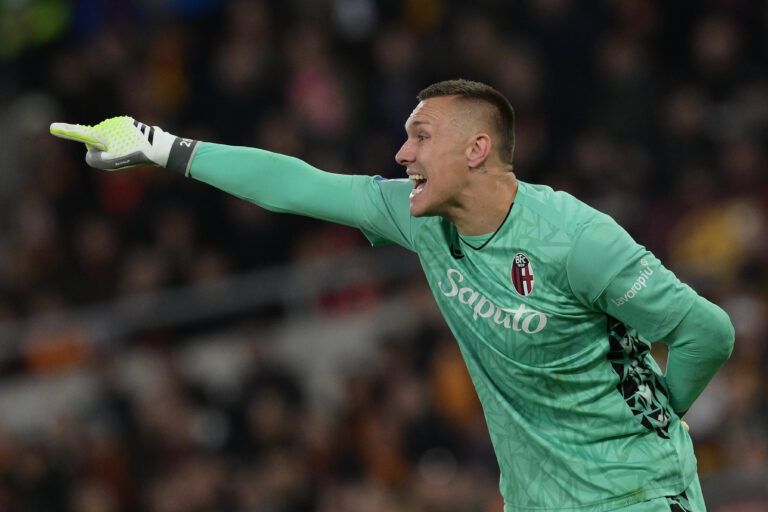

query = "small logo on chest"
[511,253,534,296]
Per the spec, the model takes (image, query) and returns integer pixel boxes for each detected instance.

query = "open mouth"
[409,174,427,199]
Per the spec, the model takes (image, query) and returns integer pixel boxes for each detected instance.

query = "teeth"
[408,174,426,200]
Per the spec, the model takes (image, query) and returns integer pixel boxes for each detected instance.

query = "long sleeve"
[188,142,370,227]
[567,218,735,415]
[661,295,735,415]
[186,142,422,250]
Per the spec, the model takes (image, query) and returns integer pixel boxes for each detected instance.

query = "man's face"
[395,96,472,217]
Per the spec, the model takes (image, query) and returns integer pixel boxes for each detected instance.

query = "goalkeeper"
[51,80,734,512]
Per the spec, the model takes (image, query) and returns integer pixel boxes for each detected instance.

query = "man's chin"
[409,203,436,218]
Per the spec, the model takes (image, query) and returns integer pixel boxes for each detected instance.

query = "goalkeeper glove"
[49,116,199,175]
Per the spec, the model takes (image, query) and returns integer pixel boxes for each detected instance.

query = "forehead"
[405,96,458,130]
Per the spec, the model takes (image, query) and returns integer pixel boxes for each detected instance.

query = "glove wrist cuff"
[166,137,201,176]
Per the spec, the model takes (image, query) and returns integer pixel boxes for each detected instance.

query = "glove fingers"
[85,149,109,170]
[85,149,129,171]
[52,116,171,170]
[50,122,108,151]
[86,149,152,171]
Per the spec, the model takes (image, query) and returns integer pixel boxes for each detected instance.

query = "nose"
[395,140,413,167]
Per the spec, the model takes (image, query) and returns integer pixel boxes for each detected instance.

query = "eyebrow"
[405,120,431,131]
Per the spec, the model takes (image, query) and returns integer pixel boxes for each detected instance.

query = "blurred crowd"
[0,0,767,510]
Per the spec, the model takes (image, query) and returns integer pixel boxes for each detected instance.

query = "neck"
[450,171,518,236]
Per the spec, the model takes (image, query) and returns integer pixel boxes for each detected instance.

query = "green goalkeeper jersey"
[187,143,729,511]
[356,178,697,511]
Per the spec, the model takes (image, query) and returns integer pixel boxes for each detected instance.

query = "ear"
[466,133,492,168]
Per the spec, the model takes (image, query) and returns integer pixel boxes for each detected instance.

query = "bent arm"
[568,219,735,414]
[662,295,735,415]
[188,142,370,227]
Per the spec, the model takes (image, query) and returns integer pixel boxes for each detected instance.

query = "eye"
[417,134,428,142]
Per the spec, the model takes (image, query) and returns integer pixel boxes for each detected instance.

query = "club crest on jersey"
[511,253,534,296]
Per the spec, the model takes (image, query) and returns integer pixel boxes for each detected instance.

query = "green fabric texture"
[189,142,371,226]
[662,295,734,414]
[359,179,704,510]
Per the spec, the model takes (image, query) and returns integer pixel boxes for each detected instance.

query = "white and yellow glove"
[50,116,199,175]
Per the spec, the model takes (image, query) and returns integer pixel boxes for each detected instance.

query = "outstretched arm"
[50,116,372,229]
[188,142,370,227]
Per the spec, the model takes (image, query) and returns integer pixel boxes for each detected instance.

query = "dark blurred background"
[0,0,767,511]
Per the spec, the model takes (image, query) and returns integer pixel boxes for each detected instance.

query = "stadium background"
[0,0,767,510]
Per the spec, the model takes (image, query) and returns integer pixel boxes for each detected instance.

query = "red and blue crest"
[511,253,534,296]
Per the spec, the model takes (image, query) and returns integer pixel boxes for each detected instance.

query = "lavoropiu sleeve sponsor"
[609,258,655,307]
[598,255,696,341]
[568,221,696,341]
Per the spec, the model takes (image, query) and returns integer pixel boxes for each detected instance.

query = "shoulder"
[367,176,414,203]
[516,180,613,238]
[372,176,411,186]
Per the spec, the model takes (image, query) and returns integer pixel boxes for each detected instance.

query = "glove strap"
[166,137,201,177]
